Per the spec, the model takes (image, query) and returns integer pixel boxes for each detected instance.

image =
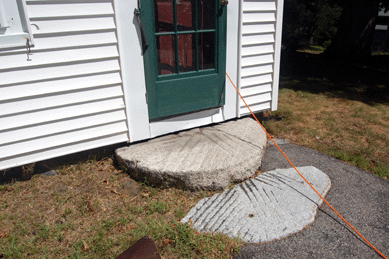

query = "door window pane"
[198,0,215,30]
[178,34,196,73]
[157,35,176,75]
[199,32,215,70]
[177,0,195,31]
[155,0,174,32]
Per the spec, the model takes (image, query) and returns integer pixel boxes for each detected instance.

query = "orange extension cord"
[226,72,387,259]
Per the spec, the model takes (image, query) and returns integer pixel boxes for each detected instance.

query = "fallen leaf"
[162,238,174,247]
[190,219,193,227]
[0,231,6,237]
[111,189,121,195]
[141,192,151,197]
[126,226,131,231]
[82,240,89,252]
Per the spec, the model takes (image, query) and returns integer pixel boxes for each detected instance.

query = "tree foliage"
[282,0,342,51]
[282,0,389,59]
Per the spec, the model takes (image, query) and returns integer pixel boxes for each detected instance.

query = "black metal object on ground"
[115,236,161,259]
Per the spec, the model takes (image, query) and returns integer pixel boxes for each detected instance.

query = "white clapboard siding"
[1,60,120,86]
[240,83,272,97]
[0,98,125,132]
[241,64,273,78]
[242,1,276,11]
[0,0,129,170]
[2,133,128,170]
[242,33,274,45]
[30,17,116,36]
[2,110,127,145]
[0,121,128,159]
[27,2,114,18]
[239,0,282,115]
[1,72,122,101]
[240,101,271,115]
[242,23,275,35]
[240,92,272,106]
[241,44,274,56]
[241,53,274,67]
[1,84,124,116]
[241,74,273,88]
[0,45,119,70]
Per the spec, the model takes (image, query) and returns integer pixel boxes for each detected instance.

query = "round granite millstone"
[181,166,332,243]
[115,117,267,190]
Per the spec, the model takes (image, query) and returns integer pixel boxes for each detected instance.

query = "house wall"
[0,0,128,170]
[238,0,284,115]
[0,0,284,171]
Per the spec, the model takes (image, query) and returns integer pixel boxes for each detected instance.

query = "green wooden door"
[141,0,227,120]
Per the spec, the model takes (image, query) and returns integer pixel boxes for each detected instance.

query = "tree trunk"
[323,0,380,60]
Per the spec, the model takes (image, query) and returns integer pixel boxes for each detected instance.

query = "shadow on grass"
[280,51,389,105]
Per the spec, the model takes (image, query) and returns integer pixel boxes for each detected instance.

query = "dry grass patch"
[263,52,389,178]
[0,158,242,258]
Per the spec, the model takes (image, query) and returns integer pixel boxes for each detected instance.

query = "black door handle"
[134,8,149,52]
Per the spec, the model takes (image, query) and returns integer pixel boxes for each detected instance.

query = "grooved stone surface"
[115,118,267,190]
[181,166,331,243]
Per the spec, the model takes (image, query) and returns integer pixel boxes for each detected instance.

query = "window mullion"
[173,0,179,74]
[195,0,199,72]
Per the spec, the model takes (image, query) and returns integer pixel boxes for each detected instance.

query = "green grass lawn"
[263,52,389,178]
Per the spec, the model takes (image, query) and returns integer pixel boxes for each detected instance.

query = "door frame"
[114,0,239,142]
[141,0,228,120]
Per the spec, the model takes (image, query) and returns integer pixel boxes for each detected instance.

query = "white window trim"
[0,0,34,50]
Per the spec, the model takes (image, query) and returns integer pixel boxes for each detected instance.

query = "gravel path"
[235,143,389,259]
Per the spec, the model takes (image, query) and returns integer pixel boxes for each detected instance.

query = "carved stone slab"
[116,118,267,190]
[181,166,331,243]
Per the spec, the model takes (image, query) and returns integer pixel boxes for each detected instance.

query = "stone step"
[115,118,267,190]
[181,166,332,243]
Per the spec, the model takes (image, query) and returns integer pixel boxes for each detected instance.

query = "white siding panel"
[1,85,123,116]
[243,1,277,11]
[242,23,275,34]
[0,121,128,159]
[240,83,272,97]
[1,60,120,85]
[0,98,125,132]
[241,64,273,77]
[241,73,273,87]
[242,12,276,23]
[31,17,116,35]
[0,133,128,171]
[240,101,271,115]
[240,92,272,106]
[0,46,119,70]
[241,44,274,56]
[27,3,114,19]
[1,73,122,101]
[0,0,129,170]
[241,53,274,67]
[242,33,274,45]
[239,0,280,117]
[2,110,127,145]
[32,31,118,51]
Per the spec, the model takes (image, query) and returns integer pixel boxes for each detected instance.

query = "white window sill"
[0,32,31,49]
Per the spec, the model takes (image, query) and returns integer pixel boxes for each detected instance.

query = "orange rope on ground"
[226,72,387,259]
